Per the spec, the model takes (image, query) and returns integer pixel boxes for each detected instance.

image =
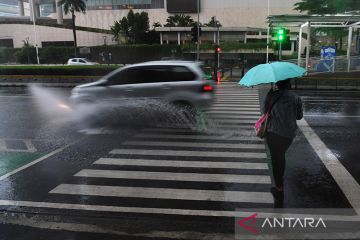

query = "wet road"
[0,84,359,239]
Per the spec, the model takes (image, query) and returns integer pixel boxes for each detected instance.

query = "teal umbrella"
[239,62,306,87]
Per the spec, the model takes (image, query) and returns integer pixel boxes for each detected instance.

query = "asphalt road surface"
[0,83,359,239]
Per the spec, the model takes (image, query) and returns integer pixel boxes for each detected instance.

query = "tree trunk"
[71,11,77,57]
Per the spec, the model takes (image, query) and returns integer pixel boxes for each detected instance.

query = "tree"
[110,21,121,44]
[58,0,87,57]
[204,16,222,27]
[110,10,151,44]
[293,0,360,50]
[294,0,360,14]
[164,14,195,27]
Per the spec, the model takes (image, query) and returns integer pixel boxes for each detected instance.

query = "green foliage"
[57,0,86,14]
[0,65,119,76]
[293,0,359,50]
[294,0,360,14]
[110,10,152,44]
[92,44,182,64]
[164,14,195,27]
[0,47,18,63]
[182,42,267,52]
[38,47,74,64]
[204,16,222,27]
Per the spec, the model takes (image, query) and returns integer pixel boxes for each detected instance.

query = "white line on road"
[0,139,80,181]
[110,149,266,159]
[207,115,260,119]
[75,169,271,184]
[123,141,265,149]
[24,139,37,152]
[206,111,261,115]
[304,114,360,118]
[50,184,273,203]
[133,133,262,142]
[212,104,260,107]
[210,119,254,123]
[94,158,269,170]
[209,107,260,111]
[0,139,6,151]
[298,118,360,215]
[3,200,360,220]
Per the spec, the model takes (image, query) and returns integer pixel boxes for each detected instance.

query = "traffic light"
[274,28,290,43]
[215,45,221,53]
[191,26,202,43]
[277,28,285,42]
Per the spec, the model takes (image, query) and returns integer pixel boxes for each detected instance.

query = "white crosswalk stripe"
[50,184,273,204]
[47,86,273,217]
[123,141,264,149]
[110,149,266,158]
[75,169,271,184]
[94,158,269,170]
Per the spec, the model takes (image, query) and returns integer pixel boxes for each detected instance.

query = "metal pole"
[266,0,270,63]
[196,0,200,61]
[297,22,307,66]
[30,0,40,64]
[217,23,220,69]
[305,21,311,72]
[279,41,282,61]
[347,26,353,72]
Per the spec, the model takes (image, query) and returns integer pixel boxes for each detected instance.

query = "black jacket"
[263,89,303,139]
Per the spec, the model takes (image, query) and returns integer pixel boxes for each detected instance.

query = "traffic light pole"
[279,41,282,61]
[196,0,200,61]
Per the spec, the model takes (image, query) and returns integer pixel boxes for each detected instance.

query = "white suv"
[70,61,215,110]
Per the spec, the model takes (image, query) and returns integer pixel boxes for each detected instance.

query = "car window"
[70,59,77,62]
[107,68,144,85]
[170,66,196,81]
[79,59,86,63]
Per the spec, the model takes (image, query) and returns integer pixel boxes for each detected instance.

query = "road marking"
[94,158,269,169]
[304,114,360,118]
[207,115,260,119]
[0,139,6,151]
[122,141,264,149]
[2,200,360,220]
[110,149,266,159]
[206,110,261,115]
[209,107,260,111]
[209,119,254,124]
[142,128,254,133]
[24,139,37,152]
[298,118,360,215]
[212,104,260,107]
[0,139,80,181]
[75,169,271,184]
[133,133,262,142]
[50,184,273,203]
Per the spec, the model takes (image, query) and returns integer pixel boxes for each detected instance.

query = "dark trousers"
[266,132,293,188]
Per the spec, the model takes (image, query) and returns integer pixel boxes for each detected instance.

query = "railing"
[286,55,360,73]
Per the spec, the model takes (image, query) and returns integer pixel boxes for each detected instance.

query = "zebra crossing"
[48,83,274,217]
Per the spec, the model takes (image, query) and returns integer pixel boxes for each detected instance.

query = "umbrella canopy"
[239,62,306,87]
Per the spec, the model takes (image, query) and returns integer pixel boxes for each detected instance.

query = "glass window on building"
[87,0,164,10]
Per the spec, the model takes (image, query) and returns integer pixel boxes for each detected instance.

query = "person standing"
[263,79,303,204]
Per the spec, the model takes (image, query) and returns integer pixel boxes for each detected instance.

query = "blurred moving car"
[67,58,98,65]
[70,61,215,112]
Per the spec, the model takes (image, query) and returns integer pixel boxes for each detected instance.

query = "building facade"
[0,0,300,48]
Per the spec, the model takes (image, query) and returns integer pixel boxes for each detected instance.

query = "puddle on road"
[29,85,246,138]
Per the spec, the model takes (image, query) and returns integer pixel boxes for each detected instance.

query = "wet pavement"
[0,84,359,239]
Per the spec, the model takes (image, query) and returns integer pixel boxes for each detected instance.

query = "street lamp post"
[103,36,107,45]
[30,0,40,64]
